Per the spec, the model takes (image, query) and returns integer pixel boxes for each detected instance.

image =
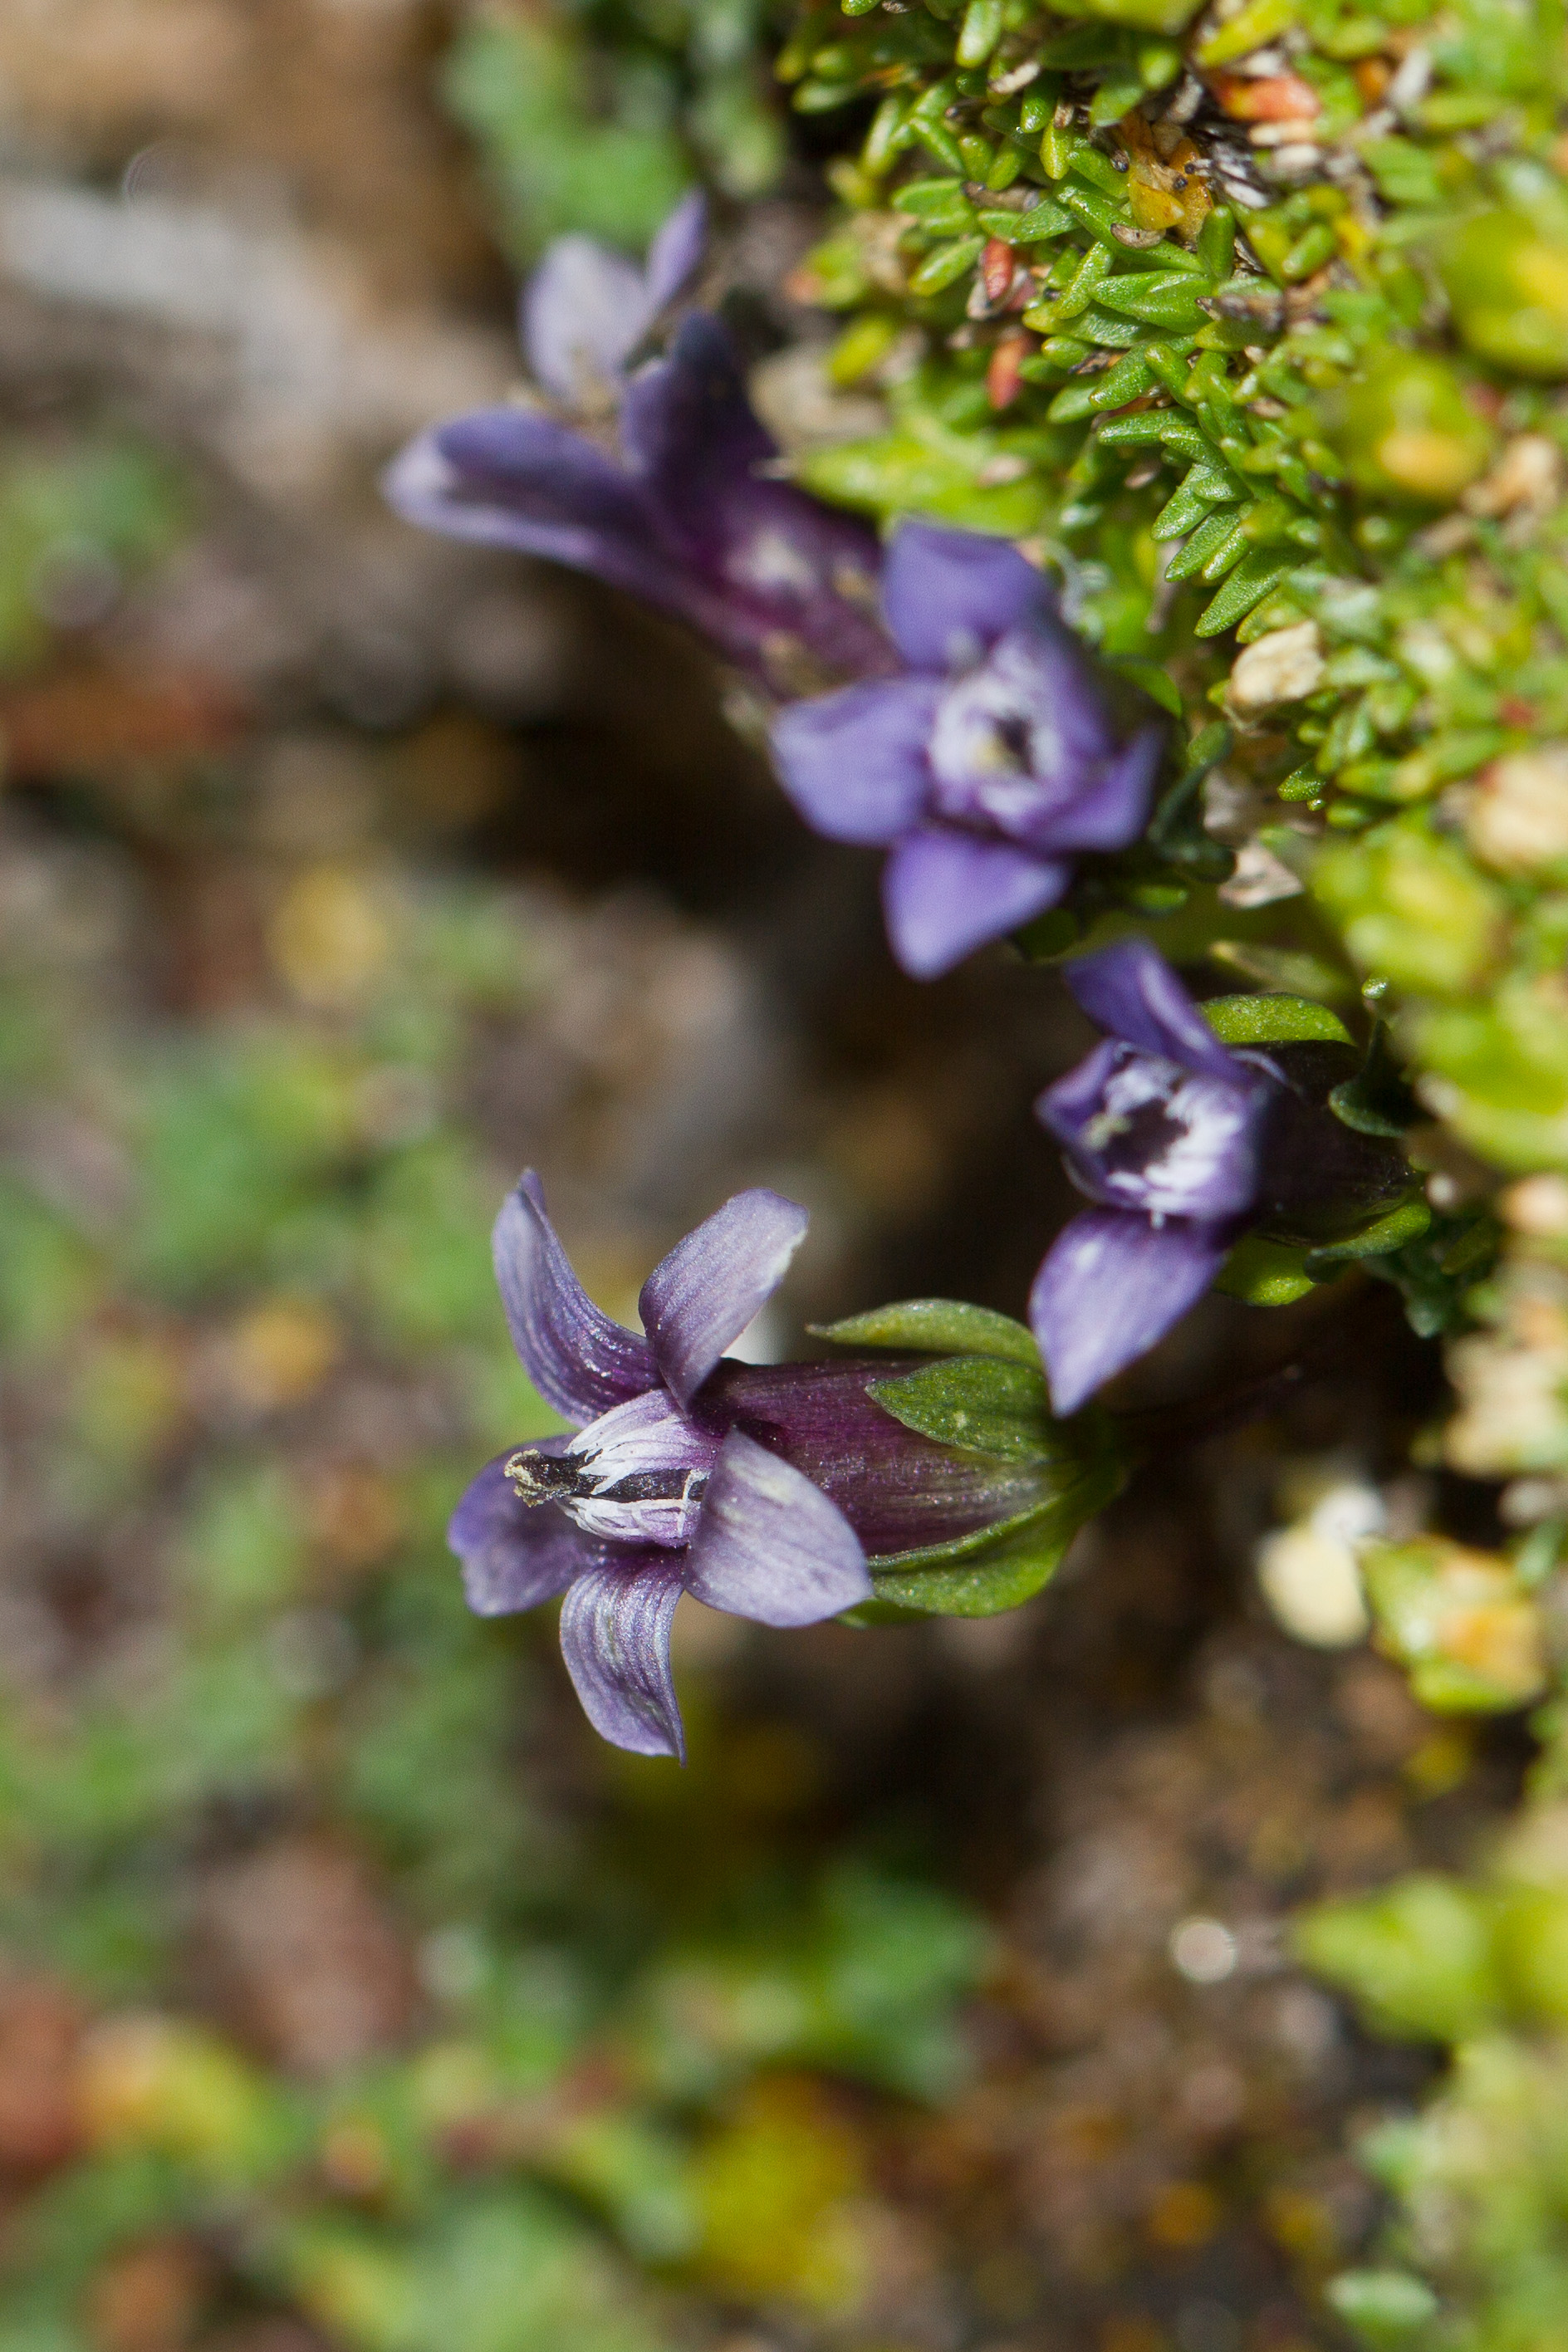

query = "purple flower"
[1027,939,1410,1413]
[769,525,1167,979]
[456,1175,1057,1757]
[384,203,894,693]
[522,192,708,410]
[1029,941,1274,1415]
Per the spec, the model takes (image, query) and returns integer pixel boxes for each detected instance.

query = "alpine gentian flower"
[384,203,895,694]
[1029,939,1406,1414]
[522,191,708,411]
[453,1174,1061,1757]
[769,524,1167,979]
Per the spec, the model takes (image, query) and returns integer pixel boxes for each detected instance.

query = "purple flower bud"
[769,524,1167,978]
[452,1176,1048,1761]
[384,197,895,695]
[1030,940,1404,1414]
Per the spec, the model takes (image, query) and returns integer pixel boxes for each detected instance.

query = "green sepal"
[1301,1193,1432,1272]
[868,1354,1065,1462]
[862,1450,1125,1618]
[1201,993,1354,1047]
[1329,1020,1419,1137]
[1213,1233,1319,1306]
[811,1296,1039,1364]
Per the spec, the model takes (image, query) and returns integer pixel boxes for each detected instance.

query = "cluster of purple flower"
[391,203,1396,1753]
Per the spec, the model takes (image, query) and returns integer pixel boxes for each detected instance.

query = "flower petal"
[881,521,1046,673]
[383,410,680,615]
[684,1429,871,1626]
[521,235,650,404]
[643,189,708,312]
[1030,720,1167,854]
[1030,1208,1230,1415]
[448,1449,587,1616]
[770,678,940,845]
[492,1173,657,1427]
[639,1188,810,1409]
[1062,938,1242,1080]
[881,826,1067,979]
[620,316,894,686]
[558,1547,688,1759]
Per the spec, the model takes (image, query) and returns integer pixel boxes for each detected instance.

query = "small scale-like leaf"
[1194,551,1298,637]
[811,1297,1040,1364]
[1093,271,1212,327]
[979,197,1072,242]
[1164,509,1239,581]
[1202,994,1354,1047]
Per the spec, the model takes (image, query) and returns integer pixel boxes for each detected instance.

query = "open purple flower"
[522,192,708,410]
[454,1174,1063,1757]
[385,226,894,694]
[451,1172,865,1760]
[1029,941,1275,1415]
[769,525,1167,979]
[1028,939,1409,1413]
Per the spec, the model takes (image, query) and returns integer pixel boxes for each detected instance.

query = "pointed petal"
[558,1548,688,1759]
[1032,721,1167,854]
[639,1190,810,1409]
[521,235,649,403]
[1030,1209,1229,1414]
[1062,938,1242,1080]
[643,189,708,311]
[881,522,1046,672]
[492,1173,657,1428]
[881,826,1067,979]
[383,411,682,615]
[448,1449,587,1616]
[770,678,939,846]
[684,1430,871,1626]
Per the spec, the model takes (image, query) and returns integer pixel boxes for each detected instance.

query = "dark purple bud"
[770,523,1167,978]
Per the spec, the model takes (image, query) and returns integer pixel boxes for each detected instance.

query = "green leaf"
[811,1297,1040,1363]
[1213,1234,1318,1306]
[1293,1874,1503,2042]
[1325,2271,1440,2348]
[1093,270,1212,327]
[868,1355,1062,1462]
[1202,993,1354,1047]
[908,234,986,295]
[1108,657,1183,716]
[865,1453,1125,1616]
[1194,551,1299,637]
[1301,1194,1432,1270]
[978,197,1072,242]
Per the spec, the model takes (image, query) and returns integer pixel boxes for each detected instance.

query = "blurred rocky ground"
[0,6,1533,2351]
